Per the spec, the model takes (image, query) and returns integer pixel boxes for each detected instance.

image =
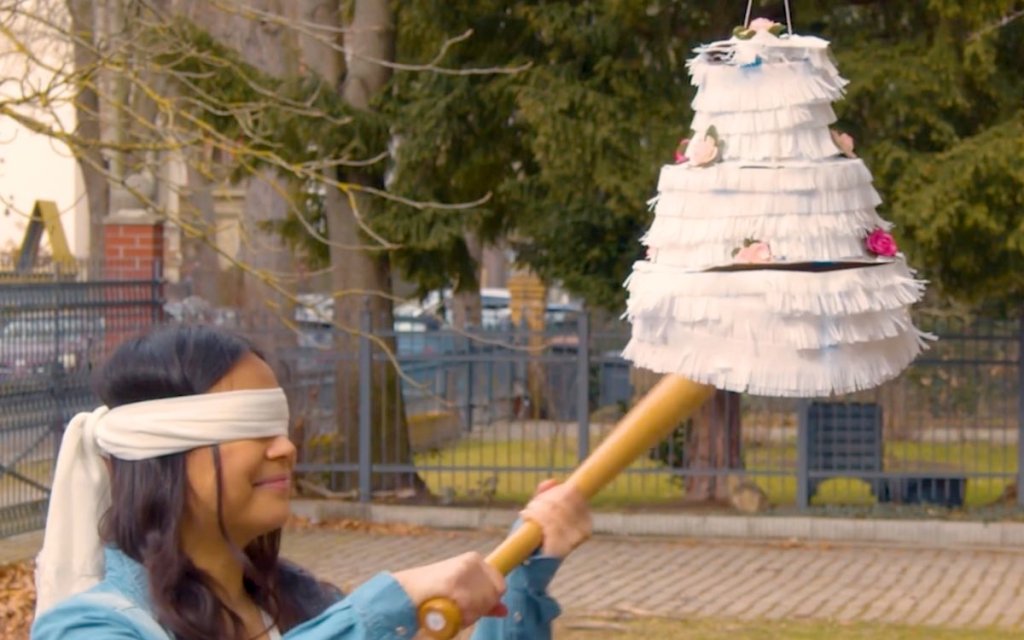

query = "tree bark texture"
[684,389,743,502]
[304,0,425,494]
[67,0,109,266]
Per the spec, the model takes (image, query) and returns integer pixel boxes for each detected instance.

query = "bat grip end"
[418,597,461,639]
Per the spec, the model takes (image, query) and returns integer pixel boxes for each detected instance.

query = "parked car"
[293,293,452,357]
[0,313,105,378]
[477,287,583,332]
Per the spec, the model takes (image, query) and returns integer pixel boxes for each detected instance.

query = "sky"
[0,1,83,260]
[0,113,81,257]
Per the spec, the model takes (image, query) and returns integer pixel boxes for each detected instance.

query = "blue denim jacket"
[31,548,561,640]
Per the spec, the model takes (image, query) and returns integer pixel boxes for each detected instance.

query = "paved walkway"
[5,527,1024,630]
[278,528,1024,631]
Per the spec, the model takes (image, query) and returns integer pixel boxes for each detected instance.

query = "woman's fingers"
[533,478,559,497]
[521,481,592,558]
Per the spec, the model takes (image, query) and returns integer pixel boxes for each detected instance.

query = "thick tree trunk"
[684,389,743,502]
[451,232,484,329]
[67,0,109,267]
[176,0,300,322]
[305,0,426,495]
[632,370,744,502]
[178,164,220,301]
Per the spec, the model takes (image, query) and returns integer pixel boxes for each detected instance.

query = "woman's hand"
[521,479,592,559]
[392,552,507,627]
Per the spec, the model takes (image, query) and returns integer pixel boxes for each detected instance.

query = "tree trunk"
[178,164,220,301]
[305,0,426,495]
[67,0,109,269]
[172,0,301,322]
[451,232,484,329]
[684,389,743,502]
[633,370,743,502]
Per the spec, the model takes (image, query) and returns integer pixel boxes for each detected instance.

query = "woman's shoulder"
[32,583,169,640]
[276,559,344,617]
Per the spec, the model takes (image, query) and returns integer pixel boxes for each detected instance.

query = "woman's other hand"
[521,479,592,559]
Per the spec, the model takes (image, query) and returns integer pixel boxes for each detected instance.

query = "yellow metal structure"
[9,200,76,278]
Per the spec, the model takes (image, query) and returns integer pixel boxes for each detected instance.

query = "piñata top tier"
[623,19,930,397]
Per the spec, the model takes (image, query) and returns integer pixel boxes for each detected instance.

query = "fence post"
[358,301,373,504]
[796,399,810,511]
[151,258,163,325]
[1017,313,1024,508]
[576,311,590,463]
[51,267,66,463]
[465,331,474,431]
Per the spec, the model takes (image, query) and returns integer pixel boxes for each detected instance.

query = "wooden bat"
[417,374,715,639]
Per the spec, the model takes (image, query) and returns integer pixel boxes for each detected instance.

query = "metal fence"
[277,309,1024,516]
[2,286,1022,538]
[0,275,163,537]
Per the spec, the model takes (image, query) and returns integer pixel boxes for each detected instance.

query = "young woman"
[32,324,591,639]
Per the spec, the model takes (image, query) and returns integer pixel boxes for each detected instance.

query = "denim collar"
[102,546,154,612]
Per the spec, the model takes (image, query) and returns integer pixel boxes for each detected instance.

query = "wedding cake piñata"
[623,19,931,397]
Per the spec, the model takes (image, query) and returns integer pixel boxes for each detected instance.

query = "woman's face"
[184,352,297,545]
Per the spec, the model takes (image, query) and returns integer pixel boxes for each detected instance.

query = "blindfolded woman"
[32,324,590,639]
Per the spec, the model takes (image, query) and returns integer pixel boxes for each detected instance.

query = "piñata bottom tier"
[623,260,931,397]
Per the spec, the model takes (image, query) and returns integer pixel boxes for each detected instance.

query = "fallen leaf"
[1,560,36,639]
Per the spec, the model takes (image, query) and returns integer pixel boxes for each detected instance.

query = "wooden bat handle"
[417,374,714,639]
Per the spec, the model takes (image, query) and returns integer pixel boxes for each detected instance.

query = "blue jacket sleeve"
[469,556,563,640]
[32,573,418,640]
[284,572,418,639]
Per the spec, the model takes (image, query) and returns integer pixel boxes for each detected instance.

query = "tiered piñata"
[623,19,931,397]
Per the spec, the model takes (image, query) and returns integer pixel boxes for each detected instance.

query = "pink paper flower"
[865,229,898,257]
[830,129,857,158]
[688,136,719,167]
[749,18,779,32]
[674,138,690,164]
[733,241,773,263]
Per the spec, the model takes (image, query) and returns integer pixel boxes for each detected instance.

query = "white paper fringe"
[645,231,885,266]
[691,103,836,135]
[629,305,915,350]
[708,127,841,162]
[690,34,840,82]
[653,184,882,217]
[621,328,927,397]
[643,209,890,244]
[691,62,846,113]
[624,261,926,317]
[657,159,872,194]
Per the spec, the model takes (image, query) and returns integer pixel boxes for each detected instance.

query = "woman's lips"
[254,474,290,491]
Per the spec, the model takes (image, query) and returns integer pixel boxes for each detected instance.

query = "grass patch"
[414,434,1016,509]
[414,434,680,508]
[552,616,1019,639]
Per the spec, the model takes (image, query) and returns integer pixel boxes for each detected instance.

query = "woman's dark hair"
[95,324,339,640]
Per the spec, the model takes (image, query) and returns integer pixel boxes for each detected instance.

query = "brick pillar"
[102,212,164,352]
[103,212,164,280]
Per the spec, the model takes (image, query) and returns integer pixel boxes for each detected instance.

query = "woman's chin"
[245,500,292,536]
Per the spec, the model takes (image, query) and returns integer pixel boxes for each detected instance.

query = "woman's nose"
[267,435,297,462]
